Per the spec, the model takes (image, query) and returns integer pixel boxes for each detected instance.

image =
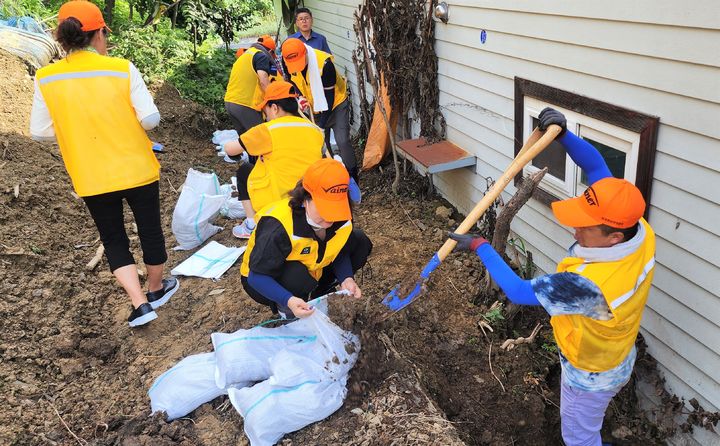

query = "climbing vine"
[354,0,446,143]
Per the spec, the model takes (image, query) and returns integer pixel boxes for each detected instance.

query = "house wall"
[303,1,720,443]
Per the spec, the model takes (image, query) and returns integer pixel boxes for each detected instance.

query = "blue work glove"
[448,233,489,252]
[538,107,567,136]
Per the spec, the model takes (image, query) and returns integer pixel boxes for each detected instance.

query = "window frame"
[514,77,659,217]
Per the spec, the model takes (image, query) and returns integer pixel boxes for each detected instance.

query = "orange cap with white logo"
[59,1,108,32]
[281,38,307,74]
[302,158,351,222]
[551,177,645,229]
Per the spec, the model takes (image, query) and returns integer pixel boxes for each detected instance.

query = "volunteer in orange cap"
[280,38,358,183]
[450,108,655,446]
[223,80,324,239]
[225,34,281,137]
[29,1,179,328]
[240,158,372,318]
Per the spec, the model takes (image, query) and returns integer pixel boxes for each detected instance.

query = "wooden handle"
[437,125,562,261]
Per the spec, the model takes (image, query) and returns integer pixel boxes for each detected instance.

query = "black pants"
[323,100,358,181]
[241,228,373,313]
[225,102,262,164]
[82,181,167,272]
[235,162,254,201]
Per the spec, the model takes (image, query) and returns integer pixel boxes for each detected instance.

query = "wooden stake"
[86,245,104,271]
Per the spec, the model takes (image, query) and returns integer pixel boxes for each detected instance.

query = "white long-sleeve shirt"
[30,61,160,141]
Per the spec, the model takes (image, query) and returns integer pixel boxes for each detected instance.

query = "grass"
[235,13,279,39]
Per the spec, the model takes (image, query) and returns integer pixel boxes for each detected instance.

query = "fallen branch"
[46,396,87,446]
[488,344,505,393]
[86,245,104,271]
[500,323,542,351]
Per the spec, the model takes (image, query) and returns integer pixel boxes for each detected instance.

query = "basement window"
[514,78,659,210]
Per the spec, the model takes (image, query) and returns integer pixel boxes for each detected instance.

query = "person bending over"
[224,80,324,239]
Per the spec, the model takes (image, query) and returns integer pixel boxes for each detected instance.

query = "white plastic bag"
[211,320,317,388]
[172,169,226,250]
[171,241,246,280]
[148,353,231,421]
[219,182,246,220]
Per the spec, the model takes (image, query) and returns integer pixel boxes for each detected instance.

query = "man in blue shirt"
[289,7,332,54]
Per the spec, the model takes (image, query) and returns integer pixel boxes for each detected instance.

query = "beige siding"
[304,0,720,442]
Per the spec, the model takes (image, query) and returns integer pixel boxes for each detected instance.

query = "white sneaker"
[232,219,255,239]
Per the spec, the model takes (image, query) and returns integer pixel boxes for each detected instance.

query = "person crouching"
[239,158,372,318]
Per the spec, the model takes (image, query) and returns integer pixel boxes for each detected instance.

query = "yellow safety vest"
[35,50,159,197]
[243,116,324,211]
[240,198,353,280]
[551,219,656,372]
[289,49,347,112]
[224,47,265,109]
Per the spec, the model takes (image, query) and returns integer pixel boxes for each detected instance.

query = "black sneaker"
[147,277,180,310]
[128,303,157,327]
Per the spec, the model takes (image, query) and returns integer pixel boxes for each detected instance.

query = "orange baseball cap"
[281,38,307,74]
[551,177,645,229]
[255,80,299,110]
[257,34,276,52]
[235,47,246,58]
[58,1,108,32]
[303,158,351,222]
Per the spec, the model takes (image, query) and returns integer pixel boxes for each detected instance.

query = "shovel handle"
[437,125,562,261]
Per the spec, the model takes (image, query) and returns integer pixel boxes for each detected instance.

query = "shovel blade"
[381,253,442,312]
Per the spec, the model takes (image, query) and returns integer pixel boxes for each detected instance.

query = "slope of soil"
[0,49,666,446]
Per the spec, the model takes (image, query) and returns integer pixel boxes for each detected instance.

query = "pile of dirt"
[0,48,669,446]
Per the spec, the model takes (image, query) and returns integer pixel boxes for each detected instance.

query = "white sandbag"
[228,351,347,446]
[148,353,234,421]
[226,310,360,445]
[172,169,226,250]
[211,320,318,388]
[171,241,246,280]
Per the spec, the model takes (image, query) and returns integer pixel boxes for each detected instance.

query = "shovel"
[381,125,562,312]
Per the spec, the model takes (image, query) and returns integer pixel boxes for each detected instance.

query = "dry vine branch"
[501,323,542,351]
[354,5,402,193]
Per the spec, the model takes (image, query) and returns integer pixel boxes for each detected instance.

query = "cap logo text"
[584,187,599,207]
[323,184,348,194]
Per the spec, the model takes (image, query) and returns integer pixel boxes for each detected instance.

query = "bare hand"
[340,277,362,299]
[287,296,314,318]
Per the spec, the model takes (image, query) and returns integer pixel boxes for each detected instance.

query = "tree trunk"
[171,1,179,28]
[104,0,116,28]
[486,168,547,323]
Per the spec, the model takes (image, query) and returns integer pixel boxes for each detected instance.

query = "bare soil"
[0,49,666,445]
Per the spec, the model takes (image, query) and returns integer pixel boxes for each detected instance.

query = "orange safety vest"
[240,199,352,280]
[551,219,655,372]
[35,50,158,197]
[289,49,347,112]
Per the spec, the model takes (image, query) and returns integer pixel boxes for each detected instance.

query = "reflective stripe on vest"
[550,219,656,372]
[289,49,347,112]
[224,47,264,109]
[240,198,352,280]
[247,116,324,211]
[35,51,158,197]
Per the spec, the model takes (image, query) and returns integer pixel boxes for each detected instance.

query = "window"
[514,78,659,211]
